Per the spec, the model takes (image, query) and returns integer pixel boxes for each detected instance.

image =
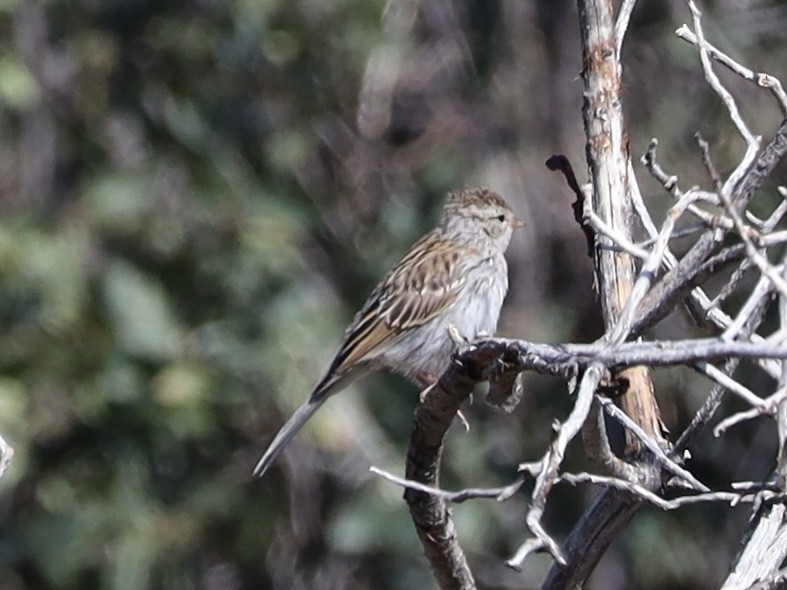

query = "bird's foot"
[447,324,468,346]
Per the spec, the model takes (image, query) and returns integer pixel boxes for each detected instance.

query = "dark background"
[0,1,785,588]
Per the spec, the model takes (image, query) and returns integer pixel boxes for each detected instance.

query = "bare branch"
[721,503,787,589]
[629,118,787,340]
[546,154,595,256]
[559,472,782,510]
[743,568,787,590]
[586,209,650,259]
[583,396,640,480]
[403,354,479,589]
[466,338,787,374]
[608,187,704,344]
[641,138,732,230]
[598,397,708,491]
[713,386,787,436]
[675,25,787,117]
[370,466,526,503]
[694,362,766,408]
[614,0,638,56]
[695,132,723,190]
[688,1,761,195]
[716,184,787,299]
[674,271,776,456]
[0,434,13,481]
[507,365,606,569]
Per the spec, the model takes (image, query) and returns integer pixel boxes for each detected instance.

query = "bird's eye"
[496,214,506,222]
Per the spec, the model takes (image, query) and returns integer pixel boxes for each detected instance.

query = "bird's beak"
[511,215,524,229]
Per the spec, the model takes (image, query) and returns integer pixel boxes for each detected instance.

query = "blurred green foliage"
[0,0,785,589]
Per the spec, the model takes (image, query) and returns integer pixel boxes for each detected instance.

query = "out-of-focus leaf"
[108,516,156,590]
[0,56,39,109]
[102,259,183,361]
[261,30,299,66]
[25,228,89,335]
[78,357,146,418]
[327,489,414,554]
[24,513,89,587]
[242,211,305,276]
[82,173,154,231]
[152,362,209,407]
[71,32,116,119]
[0,378,27,430]
[0,0,21,14]
[260,280,345,409]
[265,128,313,172]
[163,96,211,151]
[152,362,213,438]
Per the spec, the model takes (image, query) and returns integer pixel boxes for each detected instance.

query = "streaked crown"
[443,186,512,214]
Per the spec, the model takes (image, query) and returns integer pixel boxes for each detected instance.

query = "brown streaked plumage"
[253,186,521,477]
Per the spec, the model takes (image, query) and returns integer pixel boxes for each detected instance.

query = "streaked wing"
[327,231,466,376]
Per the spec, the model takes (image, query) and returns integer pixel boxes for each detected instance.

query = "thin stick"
[675,25,787,116]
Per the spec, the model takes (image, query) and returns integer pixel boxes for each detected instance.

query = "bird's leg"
[448,324,492,345]
[415,371,471,432]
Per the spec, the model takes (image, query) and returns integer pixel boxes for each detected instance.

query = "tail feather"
[254,367,368,478]
[253,396,327,477]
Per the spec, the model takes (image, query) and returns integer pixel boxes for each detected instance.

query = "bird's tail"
[252,395,328,477]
